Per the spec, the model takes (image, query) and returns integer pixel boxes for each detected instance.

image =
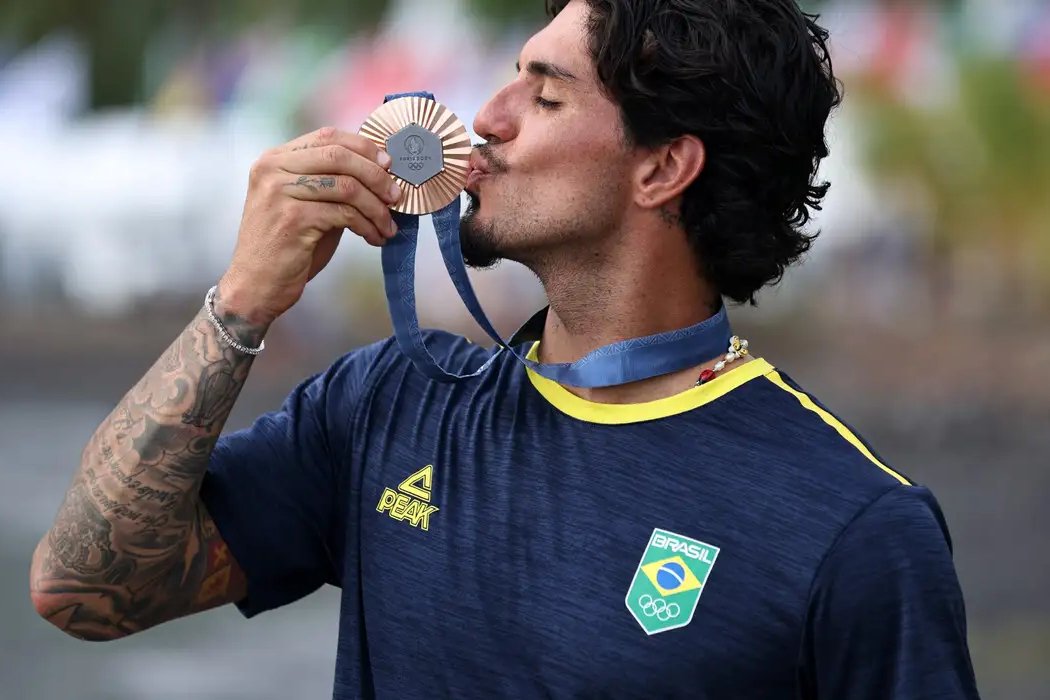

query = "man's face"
[461,0,635,269]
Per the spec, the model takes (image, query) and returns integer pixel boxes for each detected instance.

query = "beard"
[459,190,504,269]
[459,179,628,275]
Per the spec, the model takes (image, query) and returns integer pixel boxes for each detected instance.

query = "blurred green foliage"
[1,0,834,108]
[0,0,547,106]
[856,58,1050,293]
[2,0,387,107]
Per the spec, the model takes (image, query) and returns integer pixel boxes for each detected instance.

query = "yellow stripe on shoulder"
[764,371,910,485]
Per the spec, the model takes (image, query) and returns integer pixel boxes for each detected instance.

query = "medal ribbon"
[380,91,733,388]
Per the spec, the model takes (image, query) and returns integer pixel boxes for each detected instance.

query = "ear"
[633,135,706,211]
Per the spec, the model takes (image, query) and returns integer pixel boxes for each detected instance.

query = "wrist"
[212,280,273,346]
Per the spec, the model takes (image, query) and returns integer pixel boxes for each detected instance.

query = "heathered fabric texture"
[201,331,979,699]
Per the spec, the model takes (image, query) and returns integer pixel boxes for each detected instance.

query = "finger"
[284,175,397,238]
[277,126,388,167]
[309,201,387,247]
[280,147,401,205]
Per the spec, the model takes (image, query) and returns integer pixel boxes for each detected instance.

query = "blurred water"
[0,398,342,700]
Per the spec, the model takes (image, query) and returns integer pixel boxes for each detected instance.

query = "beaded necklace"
[695,336,750,387]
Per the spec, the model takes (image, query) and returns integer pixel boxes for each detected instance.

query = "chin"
[459,192,506,269]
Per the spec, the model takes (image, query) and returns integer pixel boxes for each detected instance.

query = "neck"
[534,235,722,404]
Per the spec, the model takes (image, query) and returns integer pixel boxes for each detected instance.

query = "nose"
[473,80,518,146]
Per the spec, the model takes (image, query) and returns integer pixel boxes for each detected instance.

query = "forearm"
[30,294,264,640]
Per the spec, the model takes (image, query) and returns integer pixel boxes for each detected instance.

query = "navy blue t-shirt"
[201,331,979,699]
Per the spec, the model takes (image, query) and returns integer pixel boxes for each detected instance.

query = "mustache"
[472,142,509,174]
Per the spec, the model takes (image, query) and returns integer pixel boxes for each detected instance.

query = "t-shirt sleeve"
[199,340,387,618]
[800,486,980,699]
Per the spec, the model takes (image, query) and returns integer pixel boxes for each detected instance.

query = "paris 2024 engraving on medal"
[387,123,444,187]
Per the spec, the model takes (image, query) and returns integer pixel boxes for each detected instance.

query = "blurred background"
[1,0,1048,697]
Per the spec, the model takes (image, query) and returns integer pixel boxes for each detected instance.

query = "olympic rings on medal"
[638,594,681,622]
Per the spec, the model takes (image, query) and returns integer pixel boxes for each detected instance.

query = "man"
[30,0,980,698]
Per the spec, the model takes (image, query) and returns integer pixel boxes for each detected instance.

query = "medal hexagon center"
[386,124,444,187]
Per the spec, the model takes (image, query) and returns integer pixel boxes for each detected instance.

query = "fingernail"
[389,220,398,237]
[388,182,401,202]
[378,151,392,168]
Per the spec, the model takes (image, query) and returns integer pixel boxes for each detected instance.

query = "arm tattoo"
[31,299,255,640]
[47,483,116,576]
[288,175,336,194]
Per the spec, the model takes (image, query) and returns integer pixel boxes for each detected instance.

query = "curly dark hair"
[547,0,842,304]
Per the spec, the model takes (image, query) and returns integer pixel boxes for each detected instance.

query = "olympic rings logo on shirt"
[638,594,681,622]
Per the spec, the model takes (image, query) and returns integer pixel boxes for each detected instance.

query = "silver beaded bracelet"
[204,286,266,356]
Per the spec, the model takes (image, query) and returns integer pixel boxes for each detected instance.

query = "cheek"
[520,133,625,188]
[535,152,629,208]
[500,111,630,206]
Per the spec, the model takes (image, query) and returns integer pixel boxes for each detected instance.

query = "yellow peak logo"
[376,464,440,531]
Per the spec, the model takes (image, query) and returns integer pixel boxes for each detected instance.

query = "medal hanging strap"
[377,91,495,381]
[382,200,503,382]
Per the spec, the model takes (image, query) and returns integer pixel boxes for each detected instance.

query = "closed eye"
[534,96,562,110]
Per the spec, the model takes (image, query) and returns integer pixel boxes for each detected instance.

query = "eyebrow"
[516,60,579,83]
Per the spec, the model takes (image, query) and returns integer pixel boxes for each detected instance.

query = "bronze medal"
[358,95,471,215]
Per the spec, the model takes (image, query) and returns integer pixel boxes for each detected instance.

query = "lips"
[465,168,489,192]
[466,152,493,192]
[466,150,501,194]
[468,151,492,176]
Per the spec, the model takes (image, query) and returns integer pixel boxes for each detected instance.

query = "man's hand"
[218,127,404,326]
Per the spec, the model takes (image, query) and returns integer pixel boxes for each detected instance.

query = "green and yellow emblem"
[626,528,720,635]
